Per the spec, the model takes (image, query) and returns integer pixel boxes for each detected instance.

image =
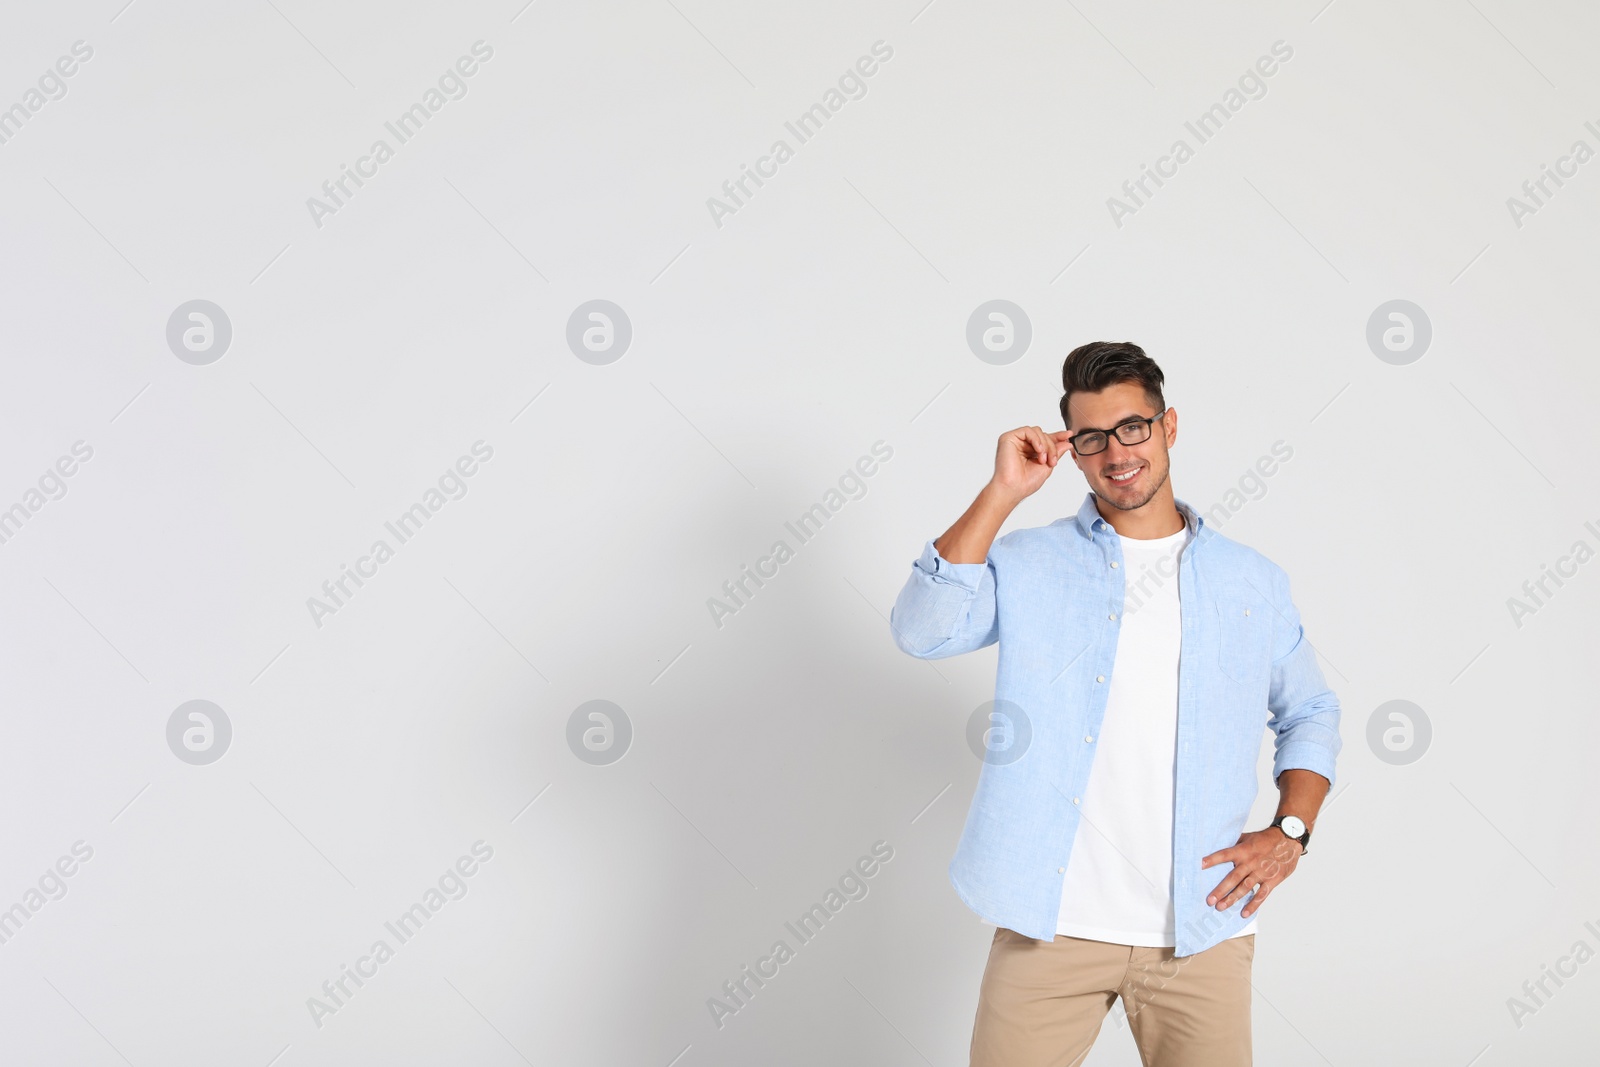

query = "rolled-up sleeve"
[888,537,1000,659]
[1265,566,1341,789]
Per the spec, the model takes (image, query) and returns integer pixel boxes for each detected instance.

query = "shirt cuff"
[914,537,990,590]
[1272,740,1337,792]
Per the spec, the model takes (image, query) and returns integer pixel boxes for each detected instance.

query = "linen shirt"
[889,491,1341,957]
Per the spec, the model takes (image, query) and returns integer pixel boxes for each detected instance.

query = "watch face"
[1281,816,1305,838]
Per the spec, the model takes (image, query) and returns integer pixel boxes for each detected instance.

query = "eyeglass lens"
[1075,420,1152,454]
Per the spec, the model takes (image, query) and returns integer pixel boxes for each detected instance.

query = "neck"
[1094,486,1185,539]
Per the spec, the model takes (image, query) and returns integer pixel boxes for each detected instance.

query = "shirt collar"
[1072,491,1208,543]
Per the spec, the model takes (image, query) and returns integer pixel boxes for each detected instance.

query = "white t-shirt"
[1055,522,1258,946]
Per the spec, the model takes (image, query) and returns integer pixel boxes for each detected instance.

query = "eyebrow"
[1078,413,1151,431]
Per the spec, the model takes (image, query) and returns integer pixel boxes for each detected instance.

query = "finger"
[1003,428,1038,467]
[1208,860,1260,907]
[1210,880,1241,909]
[1201,848,1235,870]
[1009,427,1032,460]
[1037,427,1061,466]
[1206,872,1244,907]
[1046,428,1067,465]
[1024,426,1050,466]
[1033,426,1055,466]
[1032,426,1063,466]
[1221,882,1255,910]
[1240,884,1273,919]
[1219,873,1263,910]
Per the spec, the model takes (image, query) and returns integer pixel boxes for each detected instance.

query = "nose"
[1103,438,1139,465]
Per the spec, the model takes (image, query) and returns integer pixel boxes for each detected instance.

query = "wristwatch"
[1270,814,1310,855]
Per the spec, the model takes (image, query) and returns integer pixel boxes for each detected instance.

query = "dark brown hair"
[1058,341,1166,428]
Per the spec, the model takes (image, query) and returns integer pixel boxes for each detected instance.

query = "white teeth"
[1109,467,1140,482]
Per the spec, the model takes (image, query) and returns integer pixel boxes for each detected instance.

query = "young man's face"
[1064,382,1178,512]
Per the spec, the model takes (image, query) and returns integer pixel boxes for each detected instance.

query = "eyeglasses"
[1068,409,1167,456]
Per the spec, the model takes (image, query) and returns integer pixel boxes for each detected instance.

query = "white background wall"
[1,1,1597,1064]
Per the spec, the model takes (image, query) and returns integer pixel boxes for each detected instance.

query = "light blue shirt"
[889,492,1341,956]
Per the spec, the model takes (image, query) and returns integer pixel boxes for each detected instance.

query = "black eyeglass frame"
[1067,408,1169,456]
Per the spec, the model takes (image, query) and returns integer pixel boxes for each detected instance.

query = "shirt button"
[1058,866,1066,873]
[1085,735,1094,743]
[1110,561,1119,568]
[1096,675,1105,683]
[1072,797,1080,805]
[1244,608,1251,616]
[1108,613,1117,621]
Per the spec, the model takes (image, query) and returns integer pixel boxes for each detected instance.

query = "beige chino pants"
[970,928,1255,1066]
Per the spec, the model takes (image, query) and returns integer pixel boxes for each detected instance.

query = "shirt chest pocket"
[1214,596,1272,685]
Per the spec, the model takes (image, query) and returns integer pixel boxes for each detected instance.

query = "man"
[889,341,1341,1066]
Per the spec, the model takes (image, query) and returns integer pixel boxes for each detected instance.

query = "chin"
[1099,489,1153,512]
[1098,465,1167,510]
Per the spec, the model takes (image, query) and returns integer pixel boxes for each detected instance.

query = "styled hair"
[1058,341,1166,428]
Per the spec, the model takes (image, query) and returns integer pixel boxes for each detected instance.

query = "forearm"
[934,483,1022,564]
[1275,768,1330,831]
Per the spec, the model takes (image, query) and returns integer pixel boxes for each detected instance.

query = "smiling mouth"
[1106,465,1142,485]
